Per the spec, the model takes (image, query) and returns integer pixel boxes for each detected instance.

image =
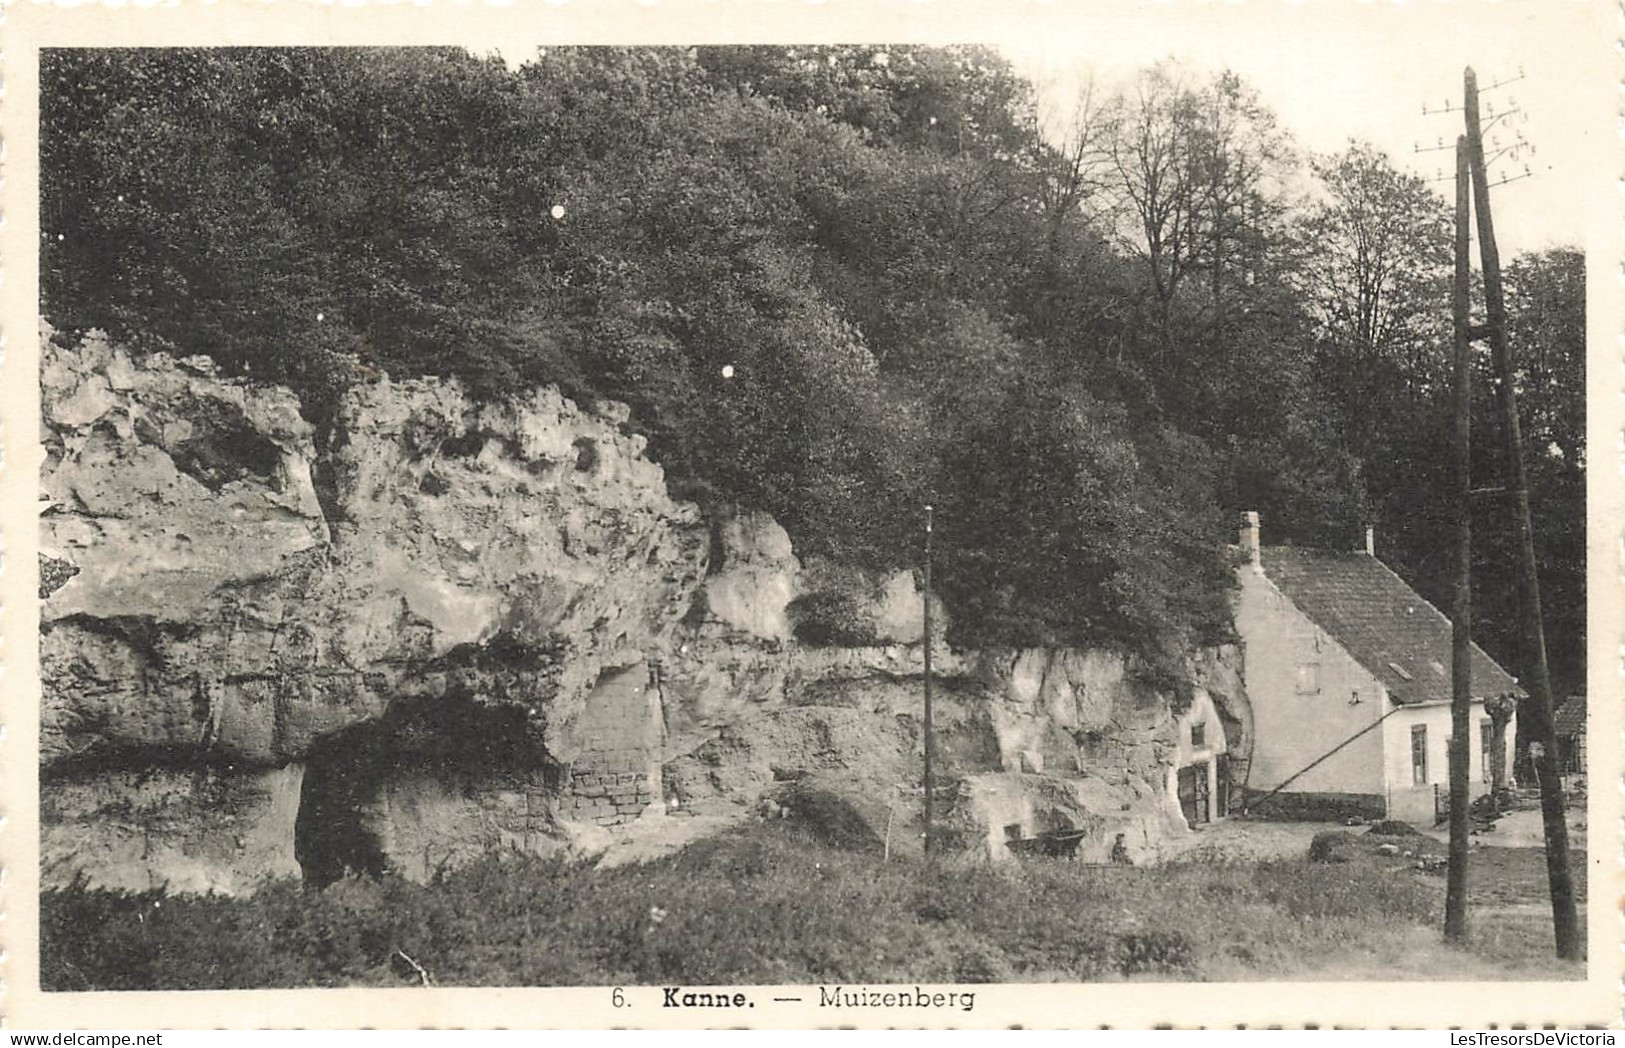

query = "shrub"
[43,774,1486,989]
[1115,931,1195,976]
[786,590,880,647]
[1307,830,1361,864]
[772,781,887,852]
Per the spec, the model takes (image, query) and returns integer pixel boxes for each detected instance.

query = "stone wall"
[361,771,559,884]
[657,515,1242,865]
[556,662,662,825]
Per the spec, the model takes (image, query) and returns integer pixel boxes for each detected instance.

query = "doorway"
[1178,762,1211,826]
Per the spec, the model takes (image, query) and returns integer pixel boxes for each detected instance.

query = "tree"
[1503,247,1585,470]
[42,48,570,410]
[50,46,1400,663]
[1300,143,1454,439]
[1105,61,1204,347]
[1095,64,1303,415]
[1476,247,1586,698]
[1293,142,1456,598]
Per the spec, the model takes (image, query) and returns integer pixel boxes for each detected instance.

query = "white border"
[3,0,1619,1028]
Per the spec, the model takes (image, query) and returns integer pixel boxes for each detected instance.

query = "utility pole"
[1462,66,1580,959]
[922,503,935,858]
[1444,134,1472,944]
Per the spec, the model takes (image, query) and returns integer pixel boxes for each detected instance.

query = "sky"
[994,0,1611,258]
[483,0,1612,260]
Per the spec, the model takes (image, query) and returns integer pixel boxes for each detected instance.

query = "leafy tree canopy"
[40,47,1584,685]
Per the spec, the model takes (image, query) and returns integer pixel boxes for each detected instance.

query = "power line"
[1417,67,1536,188]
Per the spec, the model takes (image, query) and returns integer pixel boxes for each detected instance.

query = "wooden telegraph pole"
[1462,66,1580,959]
[1444,134,1473,943]
[922,503,935,858]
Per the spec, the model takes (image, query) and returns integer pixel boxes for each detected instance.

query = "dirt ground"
[1169,818,1343,863]
[1172,808,1587,928]
[1423,805,1588,849]
[1168,806,1590,975]
[1170,803,1587,863]
[593,809,749,869]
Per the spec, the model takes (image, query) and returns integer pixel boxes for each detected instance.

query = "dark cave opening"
[293,696,560,889]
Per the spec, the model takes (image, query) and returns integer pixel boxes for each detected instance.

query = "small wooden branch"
[394,948,434,988]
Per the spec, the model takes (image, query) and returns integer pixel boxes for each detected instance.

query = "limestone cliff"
[39,327,1248,893]
[41,325,706,892]
[661,517,1245,865]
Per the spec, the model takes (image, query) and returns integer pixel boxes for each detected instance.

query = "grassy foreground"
[41,820,1583,990]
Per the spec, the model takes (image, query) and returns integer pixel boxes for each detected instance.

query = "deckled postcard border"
[2,0,1620,1029]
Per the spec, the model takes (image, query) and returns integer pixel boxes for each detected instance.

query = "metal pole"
[1444,134,1473,944]
[1463,66,1580,959]
[922,503,935,858]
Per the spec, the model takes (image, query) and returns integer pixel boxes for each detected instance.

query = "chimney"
[1363,524,1375,557]
[1239,511,1260,566]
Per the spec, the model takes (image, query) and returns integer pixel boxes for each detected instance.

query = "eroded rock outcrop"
[40,327,1248,892]
[41,325,706,890]
[660,635,1201,864]
[655,512,1221,864]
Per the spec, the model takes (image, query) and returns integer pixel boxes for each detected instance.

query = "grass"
[40,820,1584,990]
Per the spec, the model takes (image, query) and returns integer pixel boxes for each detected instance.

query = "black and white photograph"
[5,0,1619,1029]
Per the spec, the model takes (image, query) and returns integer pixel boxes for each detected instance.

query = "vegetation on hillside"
[40,47,1584,685]
[40,819,1583,989]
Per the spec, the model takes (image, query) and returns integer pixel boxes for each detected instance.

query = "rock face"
[41,326,706,891]
[661,635,1204,865]
[39,327,1248,893]
[42,766,304,895]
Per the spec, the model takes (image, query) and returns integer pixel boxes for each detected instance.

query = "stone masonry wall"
[366,771,559,883]
[556,662,662,825]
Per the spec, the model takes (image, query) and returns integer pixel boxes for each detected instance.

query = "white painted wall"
[1234,565,1388,799]
[1380,700,1517,823]
[1165,688,1229,826]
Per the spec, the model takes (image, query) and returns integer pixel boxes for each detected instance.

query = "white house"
[1166,688,1231,828]
[1233,512,1520,824]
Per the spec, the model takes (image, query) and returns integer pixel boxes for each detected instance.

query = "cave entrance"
[294,697,560,889]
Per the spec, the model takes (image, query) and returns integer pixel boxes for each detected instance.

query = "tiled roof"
[1259,546,1523,706]
[1553,695,1586,737]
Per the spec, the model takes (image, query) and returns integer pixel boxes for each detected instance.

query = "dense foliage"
[40,47,1584,684]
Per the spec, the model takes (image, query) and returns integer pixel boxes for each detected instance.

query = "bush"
[772,781,889,851]
[787,590,880,647]
[1115,931,1195,976]
[1307,830,1361,863]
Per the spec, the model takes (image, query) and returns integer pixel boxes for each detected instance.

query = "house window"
[1190,721,1206,749]
[1411,725,1428,786]
[1480,717,1494,782]
[1295,663,1321,695]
